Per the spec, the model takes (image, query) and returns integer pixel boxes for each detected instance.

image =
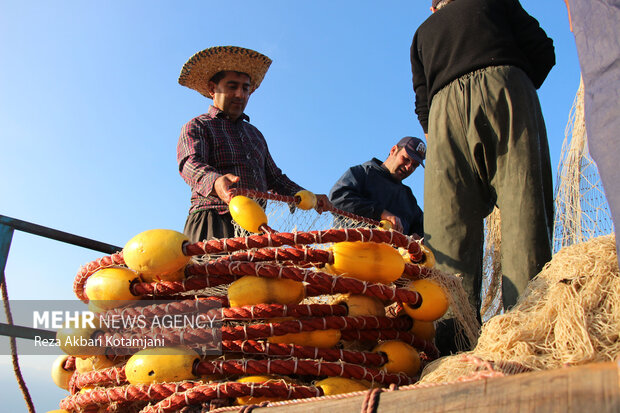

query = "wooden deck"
[259,360,620,412]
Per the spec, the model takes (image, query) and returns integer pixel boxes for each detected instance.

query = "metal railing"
[0,214,121,339]
[0,214,122,412]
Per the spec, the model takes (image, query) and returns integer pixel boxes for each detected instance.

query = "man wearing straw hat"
[410,0,555,353]
[177,46,329,242]
[328,136,426,236]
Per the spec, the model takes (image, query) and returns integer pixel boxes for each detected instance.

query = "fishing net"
[419,234,620,384]
[553,77,615,252]
[52,189,478,412]
[480,208,503,321]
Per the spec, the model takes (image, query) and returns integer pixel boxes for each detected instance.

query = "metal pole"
[0,222,15,285]
[0,214,121,254]
[0,323,56,341]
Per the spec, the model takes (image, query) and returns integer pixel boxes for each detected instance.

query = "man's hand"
[214,174,240,204]
[314,194,332,213]
[380,210,404,233]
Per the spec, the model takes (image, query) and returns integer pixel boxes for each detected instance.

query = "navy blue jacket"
[329,158,424,236]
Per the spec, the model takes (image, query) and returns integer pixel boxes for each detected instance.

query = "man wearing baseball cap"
[328,137,425,236]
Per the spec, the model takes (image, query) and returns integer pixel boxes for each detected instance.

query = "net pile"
[50,190,478,412]
[418,234,620,384]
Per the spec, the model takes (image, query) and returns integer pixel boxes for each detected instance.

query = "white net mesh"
[481,208,502,322]
[553,77,615,253]
[232,193,377,238]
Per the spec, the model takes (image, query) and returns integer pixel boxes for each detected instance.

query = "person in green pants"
[410,0,555,355]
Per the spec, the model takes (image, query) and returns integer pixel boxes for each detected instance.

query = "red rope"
[185,228,422,259]
[141,381,323,413]
[219,316,412,340]
[341,330,439,359]
[214,246,332,264]
[74,228,424,302]
[100,315,413,348]
[74,365,126,389]
[59,382,200,410]
[194,358,413,385]
[222,340,387,366]
[100,301,347,322]
[183,261,423,304]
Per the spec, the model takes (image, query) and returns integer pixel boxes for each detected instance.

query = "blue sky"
[0,1,578,410]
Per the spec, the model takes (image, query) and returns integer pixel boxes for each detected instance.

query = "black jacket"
[329,158,424,236]
[411,0,555,132]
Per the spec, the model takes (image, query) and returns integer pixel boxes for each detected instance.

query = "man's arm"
[508,0,555,88]
[329,166,384,221]
[411,32,430,134]
[177,119,226,200]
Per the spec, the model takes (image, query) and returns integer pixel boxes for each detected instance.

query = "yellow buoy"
[50,355,73,390]
[316,377,370,395]
[140,265,186,283]
[414,244,436,268]
[124,347,199,385]
[228,275,305,307]
[123,229,190,277]
[294,190,317,210]
[236,375,292,405]
[337,294,386,317]
[268,329,341,348]
[84,267,141,309]
[378,219,393,230]
[402,279,449,322]
[328,241,405,284]
[229,195,268,233]
[373,340,421,376]
[410,320,436,341]
[75,355,117,373]
[56,315,105,357]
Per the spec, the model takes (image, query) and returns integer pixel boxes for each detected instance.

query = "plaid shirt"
[177,105,303,214]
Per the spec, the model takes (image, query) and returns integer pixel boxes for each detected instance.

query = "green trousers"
[424,65,553,320]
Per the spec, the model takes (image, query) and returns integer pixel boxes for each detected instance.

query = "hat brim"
[178,46,272,99]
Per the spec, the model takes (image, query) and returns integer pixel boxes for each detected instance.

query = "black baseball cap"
[397,136,426,167]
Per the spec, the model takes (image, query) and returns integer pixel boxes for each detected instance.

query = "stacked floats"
[50,194,449,412]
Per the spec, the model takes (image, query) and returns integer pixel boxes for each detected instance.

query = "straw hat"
[178,46,272,99]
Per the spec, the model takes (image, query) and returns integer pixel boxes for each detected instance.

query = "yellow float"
[50,355,73,390]
[84,267,141,309]
[228,195,268,233]
[227,275,305,307]
[315,377,370,395]
[75,355,117,373]
[373,340,421,376]
[124,347,199,385]
[123,229,190,277]
[378,219,393,230]
[415,244,436,268]
[337,294,386,317]
[294,190,317,210]
[327,241,405,284]
[410,319,436,341]
[268,329,341,348]
[236,375,293,405]
[402,279,449,322]
[56,315,105,357]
